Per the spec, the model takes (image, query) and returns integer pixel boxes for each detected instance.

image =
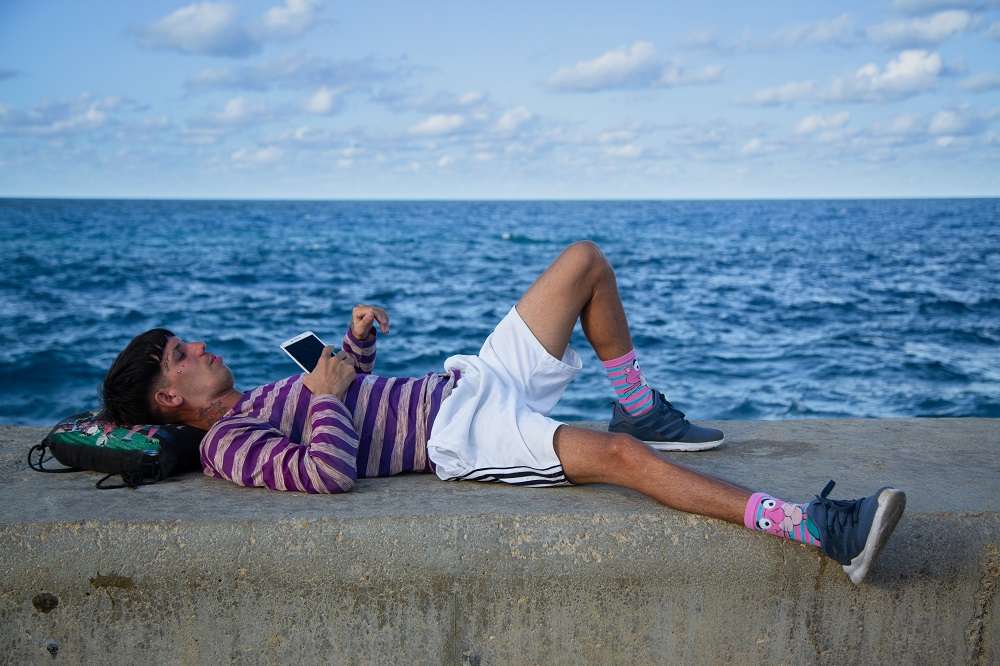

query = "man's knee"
[605,432,649,471]
[564,240,611,279]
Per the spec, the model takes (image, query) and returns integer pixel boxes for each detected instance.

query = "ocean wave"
[499,232,549,244]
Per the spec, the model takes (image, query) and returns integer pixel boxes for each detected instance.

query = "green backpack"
[29,410,205,489]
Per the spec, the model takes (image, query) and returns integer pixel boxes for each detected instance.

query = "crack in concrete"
[966,543,999,666]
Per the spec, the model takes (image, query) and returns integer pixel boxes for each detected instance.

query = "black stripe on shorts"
[455,463,571,487]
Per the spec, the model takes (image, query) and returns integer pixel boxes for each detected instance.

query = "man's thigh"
[515,242,599,359]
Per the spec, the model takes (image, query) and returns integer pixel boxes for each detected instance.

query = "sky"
[1,0,999,199]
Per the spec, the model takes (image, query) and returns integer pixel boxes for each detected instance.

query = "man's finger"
[312,346,332,368]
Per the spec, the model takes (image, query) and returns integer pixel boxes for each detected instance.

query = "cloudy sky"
[1,1,999,198]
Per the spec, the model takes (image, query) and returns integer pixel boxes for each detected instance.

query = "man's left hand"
[351,304,389,339]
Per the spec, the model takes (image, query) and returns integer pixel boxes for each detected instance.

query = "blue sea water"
[1,198,998,426]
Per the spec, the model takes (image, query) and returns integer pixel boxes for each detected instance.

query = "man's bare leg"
[515,241,633,362]
[553,425,748,523]
[516,241,750,524]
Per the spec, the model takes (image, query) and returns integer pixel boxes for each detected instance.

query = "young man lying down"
[101,241,905,585]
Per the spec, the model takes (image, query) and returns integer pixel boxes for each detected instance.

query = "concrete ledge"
[1,419,998,664]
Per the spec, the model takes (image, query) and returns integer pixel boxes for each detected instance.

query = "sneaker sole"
[843,488,906,585]
[642,436,725,452]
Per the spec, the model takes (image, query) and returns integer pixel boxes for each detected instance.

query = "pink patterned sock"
[744,492,822,547]
[602,349,654,416]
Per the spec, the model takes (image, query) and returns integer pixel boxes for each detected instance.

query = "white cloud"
[598,130,636,144]
[885,114,923,135]
[437,155,455,168]
[231,145,282,165]
[409,113,465,136]
[928,108,985,138]
[218,96,250,122]
[182,127,225,145]
[741,138,774,155]
[206,96,268,125]
[139,3,258,57]
[260,0,320,39]
[828,50,942,102]
[305,86,338,114]
[548,41,658,91]
[547,41,721,92]
[680,29,720,50]
[892,0,998,15]
[683,15,859,52]
[867,108,988,146]
[988,21,1000,40]
[495,106,533,132]
[0,95,123,136]
[138,1,321,58]
[867,10,975,47]
[458,91,485,105]
[185,54,407,92]
[746,81,815,106]
[772,14,858,48]
[960,73,1000,91]
[929,110,967,134]
[795,112,850,134]
[658,63,723,86]
[605,143,643,158]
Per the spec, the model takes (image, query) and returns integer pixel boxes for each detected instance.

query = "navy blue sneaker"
[808,480,906,585]
[608,391,724,451]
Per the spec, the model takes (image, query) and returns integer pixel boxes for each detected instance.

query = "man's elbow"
[324,469,356,494]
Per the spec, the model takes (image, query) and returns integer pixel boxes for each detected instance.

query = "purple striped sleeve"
[342,328,377,374]
[201,395,359,494]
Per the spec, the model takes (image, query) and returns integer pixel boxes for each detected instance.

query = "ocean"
[1,198,998,426]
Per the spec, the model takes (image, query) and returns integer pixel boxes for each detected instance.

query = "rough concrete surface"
[1,418,998,665]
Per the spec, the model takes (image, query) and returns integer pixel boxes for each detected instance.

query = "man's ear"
[153,387,183,410]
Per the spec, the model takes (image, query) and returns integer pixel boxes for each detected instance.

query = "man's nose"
[194,342,207,354]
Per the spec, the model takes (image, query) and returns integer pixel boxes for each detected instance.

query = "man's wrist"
[350,327,375,341]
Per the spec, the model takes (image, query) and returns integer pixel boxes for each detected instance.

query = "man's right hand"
[302,347,357,401]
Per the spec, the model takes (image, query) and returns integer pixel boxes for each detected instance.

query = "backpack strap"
[94,453,165,490]
[27,443,80,474]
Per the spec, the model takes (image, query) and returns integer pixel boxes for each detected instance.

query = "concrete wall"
[2,418,998,665]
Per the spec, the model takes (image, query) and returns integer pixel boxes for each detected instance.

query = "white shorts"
[426,305,583,487]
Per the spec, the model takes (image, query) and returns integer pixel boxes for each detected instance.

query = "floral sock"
[744,492,822,547]
[602,349,654,416]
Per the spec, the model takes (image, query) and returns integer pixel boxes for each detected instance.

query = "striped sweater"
[200,327,461,493]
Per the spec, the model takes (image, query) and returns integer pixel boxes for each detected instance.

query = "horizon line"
[2,195,998,203]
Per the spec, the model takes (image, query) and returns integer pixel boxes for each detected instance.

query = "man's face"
[156,336,235,411]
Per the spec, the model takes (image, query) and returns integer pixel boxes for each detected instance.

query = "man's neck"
[186,389,243,431]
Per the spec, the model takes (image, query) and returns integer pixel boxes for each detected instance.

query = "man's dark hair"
[100,328,174,425]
